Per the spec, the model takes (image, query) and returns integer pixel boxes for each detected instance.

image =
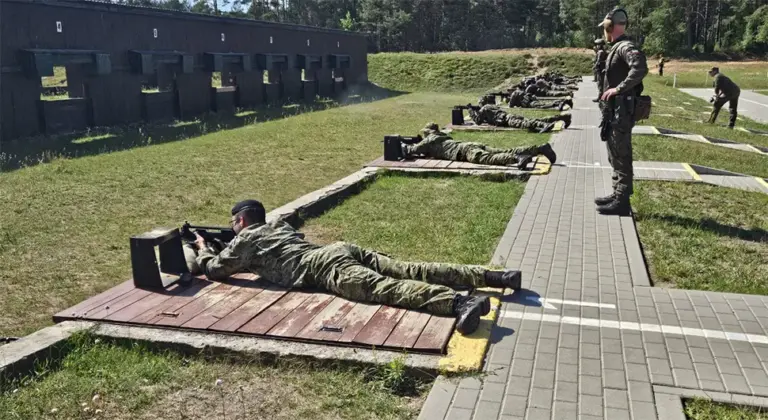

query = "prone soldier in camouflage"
[401,122,557,168]
[595,7,648,216]
[508,89,574,111]
[593,39,607,102]
[707,67,740,129]
[189,200,525,335]
[470,99,572,133]
[525,82,572,98]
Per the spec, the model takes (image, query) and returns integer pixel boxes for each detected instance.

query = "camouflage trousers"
[501,116,549,131]
[516,99,562,110]
[540,89,571,97]
[305,242,488,315]
[460,142,539,166]
[606,124,634,196]
[709,95,739,128]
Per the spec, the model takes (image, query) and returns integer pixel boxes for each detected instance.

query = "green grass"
[659,62,768,89]
[301,172,526,265]
[685,397,768,420]
[633,182,768,295]
[368,53,532,92]
[537,53,593,75]
[0,91,488,336]
[644,78,768,148]
[41,67,67,88]
[0,333,426,420]
[633,135,768,178]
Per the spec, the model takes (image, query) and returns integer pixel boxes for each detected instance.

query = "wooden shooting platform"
[54,273,456,354]
[364,156,551,175]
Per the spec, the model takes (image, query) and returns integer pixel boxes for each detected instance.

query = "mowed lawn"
[0,91,514,336]
[633,181,768,295]
[685,398,768,420]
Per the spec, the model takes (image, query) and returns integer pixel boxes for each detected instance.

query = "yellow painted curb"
[530,156,552,175]
[439,289,502,373]
[756,177,768,191]
[682,163,702,181]
[651,126,661,135]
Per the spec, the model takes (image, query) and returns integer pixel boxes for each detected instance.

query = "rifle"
[487,91,511,100]
[179,221,235,252]
[383,135,422,161]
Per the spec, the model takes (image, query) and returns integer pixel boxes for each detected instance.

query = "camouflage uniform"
[525,84,571,98]
[468,104,558,131]
[403,128,539,166]
[601,34,648,198]
[657,57,666,76]
[595,49,607,96]
[508,90,564,109]
[195,220,488,315]
[708,72,740,128]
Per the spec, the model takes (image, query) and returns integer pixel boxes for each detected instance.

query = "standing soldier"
[658,54,666,76]
[595,7,648,215]
[707,67,741,129]
[593,39,607,102]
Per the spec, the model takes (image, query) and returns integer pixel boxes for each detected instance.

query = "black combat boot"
[559,99,574,111]
[538,143,557,164]
[516,154,534,170]
[592,98,600,103]
[594,191,615,206]
[484,269,522,291]
[452,294,491,335]
[597,194,631,216]
[538,122,556,133]
[560,113,572,129]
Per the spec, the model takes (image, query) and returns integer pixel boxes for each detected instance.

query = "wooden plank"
[209,286,288,332]
[383,311,432,349]
[181,283,265,329]
[422,159,440,169]
[237,291,313,335]
[54,280,135,320]
[337,303,383,343]
[154,282,239,327]
[103,283,186,322]
[413,315,456,352]
[85,288,153,320]
[133,279,221,324]
[295,297,356,340]
[435,160,453,168]
[267,293,335,338]
[414,159,431,168]
[352,306,406,346]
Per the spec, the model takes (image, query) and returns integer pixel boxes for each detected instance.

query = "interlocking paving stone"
[418,79,768,420]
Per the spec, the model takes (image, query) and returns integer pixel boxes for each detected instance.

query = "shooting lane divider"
[756,177,768,191]
[438,287,502,373]
[682,163,703,181]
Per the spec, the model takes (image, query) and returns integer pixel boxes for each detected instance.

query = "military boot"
[594,192,616,206]
[538,143,557,164]
[538,122,556,133]
[453,294,491,335]
[560,113,572,128]
[597,194,631,216]
[559,99,574,111]
[484,270,522,291]
[516,154,535,170]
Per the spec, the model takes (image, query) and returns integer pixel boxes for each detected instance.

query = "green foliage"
[685,397,768,420]
[339,11,356,31]
[742,5,768,53]
[368,53,532,92]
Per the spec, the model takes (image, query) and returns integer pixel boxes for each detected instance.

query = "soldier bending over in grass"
[186,200,525,335]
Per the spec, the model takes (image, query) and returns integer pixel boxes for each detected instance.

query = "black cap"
[231,199,265,216]
[710,67,719,73]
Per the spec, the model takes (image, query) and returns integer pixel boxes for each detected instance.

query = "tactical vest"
[604,38,644,95]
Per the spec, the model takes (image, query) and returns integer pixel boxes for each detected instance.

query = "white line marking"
[526,296,558,309]
[741,98,768,108]
[543,298,617,309]
[499,310,768,344]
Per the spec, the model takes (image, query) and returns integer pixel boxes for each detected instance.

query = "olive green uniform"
[403,129,539,166]
[194,220,488,315]
[595,49,607,95]
[508,90,564,109]
[708,73,741,128]
[468,104,560,131]
[525,84,571,97]
[601,34,648,197]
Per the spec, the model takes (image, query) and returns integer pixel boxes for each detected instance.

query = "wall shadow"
[0,83,405,172]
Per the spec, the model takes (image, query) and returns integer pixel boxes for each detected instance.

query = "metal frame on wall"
[0,0,368,141]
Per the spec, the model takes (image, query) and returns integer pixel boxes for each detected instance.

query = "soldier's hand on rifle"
[194,233,207,250]
[601,88,619,101]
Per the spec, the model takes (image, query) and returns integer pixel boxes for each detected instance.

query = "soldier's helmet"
[422,122,439,134]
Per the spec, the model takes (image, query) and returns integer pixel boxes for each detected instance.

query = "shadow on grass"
[0,84,405,172]
[637,213,768,243]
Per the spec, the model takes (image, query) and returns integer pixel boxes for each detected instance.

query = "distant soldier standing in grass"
[658,54,666,76]
[707,67,741,129]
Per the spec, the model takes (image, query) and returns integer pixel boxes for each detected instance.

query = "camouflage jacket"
[405,131,464,160]
[714,73,740,97]
[469,104,511,125]
[604,34,648,96]
[196,219,321,287]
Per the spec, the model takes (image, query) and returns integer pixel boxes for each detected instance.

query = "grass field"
[660,60,768,89]
[633,135,768,178]
[0,333,427,420]
[633,182,768,295]
[685,398,768,420]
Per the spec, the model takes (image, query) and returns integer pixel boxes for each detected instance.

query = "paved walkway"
[418,81,768,420]
[681,88,768,124]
